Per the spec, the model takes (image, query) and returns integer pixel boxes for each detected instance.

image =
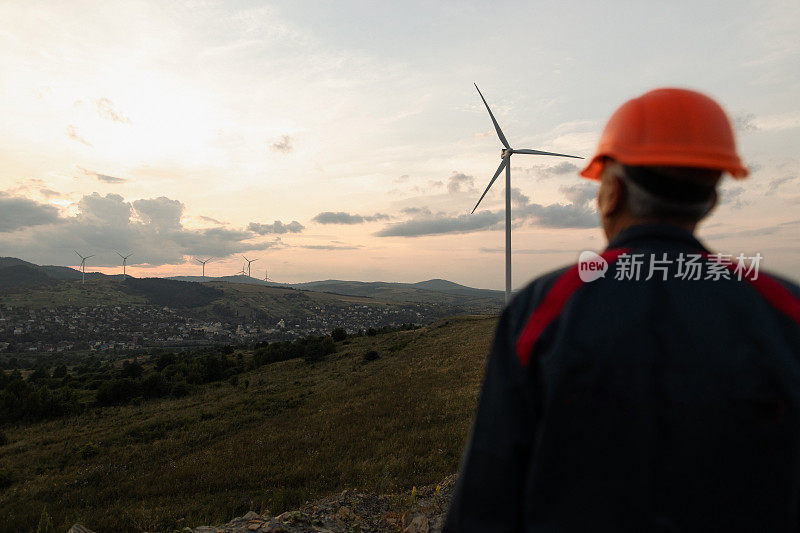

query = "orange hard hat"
[580,88,748,180]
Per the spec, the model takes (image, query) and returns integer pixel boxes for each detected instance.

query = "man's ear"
[598,166,624,217]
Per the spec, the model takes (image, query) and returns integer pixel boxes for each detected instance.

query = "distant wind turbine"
[264,269,272,283]
[196,257,212,281]
[116,251,133,279]
[472,84,583,303]
[74,250,95,285]
[243,256,257,278]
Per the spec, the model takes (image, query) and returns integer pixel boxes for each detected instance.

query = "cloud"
[401,206,431,216]
[66,125,92,146]
[375,181,597,237]
[312,211,390,224]
[300,243,361,250]
[96,174,127,184]
[558,183,597,206]
[517,202,597,228]
[0,192,61,232]
[270,135,293,153]
[94,97,132,124]
[198,215,226,225]
[78,166,128,184]
[447,172,476,194]
[551,161,581,175]
[510,188,529,208]
[734,113,758,133]
[375,210,503,237]
[247,220,305,234]
[719,186,748,209]
[0,192,281,266]
[767,175,797,195]
[38,188,61,199]
[132,197,184,230]
[395,174,410,183]
[519,161,581,180]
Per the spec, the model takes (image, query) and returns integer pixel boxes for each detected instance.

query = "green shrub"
[171,381,189,398]
[363,350,379,362]
[0,430,8,446]
[331,327,347,342]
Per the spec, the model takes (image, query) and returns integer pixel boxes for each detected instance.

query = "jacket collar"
[605,223,709,252]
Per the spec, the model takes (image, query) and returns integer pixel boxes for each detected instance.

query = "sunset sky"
[1,0,798,289]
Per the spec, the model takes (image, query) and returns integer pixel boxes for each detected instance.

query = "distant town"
[0,300,459,354]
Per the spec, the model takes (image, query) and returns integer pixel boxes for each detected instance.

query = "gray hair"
[619,168,717,222]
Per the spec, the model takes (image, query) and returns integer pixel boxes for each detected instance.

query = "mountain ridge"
[0,257,503,305]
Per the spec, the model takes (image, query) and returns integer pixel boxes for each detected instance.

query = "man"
[444,88,800,532]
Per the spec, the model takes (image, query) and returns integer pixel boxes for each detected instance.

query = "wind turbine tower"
[116,251,133,279]
[196,257,212,281]
[471,84,583,303]
[74,250,95,285]
[243,256,257,278]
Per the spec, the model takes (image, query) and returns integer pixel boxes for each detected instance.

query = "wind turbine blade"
[86,255,95,259]
[513,148,583,159]
[472,155,509,214]
[116,251,124,258]
[474,84,510,150]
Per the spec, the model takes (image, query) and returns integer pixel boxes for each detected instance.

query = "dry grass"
[0,315,496,531]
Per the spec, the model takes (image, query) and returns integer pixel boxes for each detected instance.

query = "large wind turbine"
[243,256,257,278]
[472,84,583,303]
[116,251,133,279]
[74,250,94,285]
[196,257,212,281]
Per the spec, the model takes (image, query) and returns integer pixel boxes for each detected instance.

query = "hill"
[0,257,502,314]
[0,316,495,531]
[293,279,503,308]
[0,257,96,282]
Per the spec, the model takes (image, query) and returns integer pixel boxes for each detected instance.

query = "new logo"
[578,251,608,283]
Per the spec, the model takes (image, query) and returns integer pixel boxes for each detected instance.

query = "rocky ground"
[67,474,457,533]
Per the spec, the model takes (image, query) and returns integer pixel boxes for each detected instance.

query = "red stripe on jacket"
[703,253,800,326]
[514,248,630,366]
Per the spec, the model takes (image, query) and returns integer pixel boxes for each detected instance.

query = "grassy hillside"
[294,280,502,310]
[0,316,496,531]
[0,277,386,315]
[0,278,148,307]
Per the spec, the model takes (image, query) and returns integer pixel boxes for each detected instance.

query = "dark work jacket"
[444,224,800,533]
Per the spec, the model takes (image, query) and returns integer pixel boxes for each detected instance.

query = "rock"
[336,506,355,521]
[403,514,429,533]
[187,474,456,532]
[67,526,95,533]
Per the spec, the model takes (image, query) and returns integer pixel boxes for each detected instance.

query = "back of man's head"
[581,88,747,237]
